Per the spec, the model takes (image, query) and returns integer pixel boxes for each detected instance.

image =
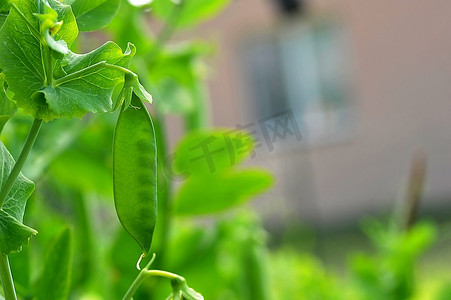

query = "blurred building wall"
[189,0,451,227]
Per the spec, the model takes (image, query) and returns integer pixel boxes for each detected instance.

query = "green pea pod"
[113,94,157,256]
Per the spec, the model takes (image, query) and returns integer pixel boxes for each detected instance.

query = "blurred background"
[191,0,451,228]
[162,0,451,283]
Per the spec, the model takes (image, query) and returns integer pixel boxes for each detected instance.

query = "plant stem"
[54,62,136,86]
[121,268,148,300]
[0,119,43,207]
[54,61,107,85]
[0,254,17,300]
[122,267,181,300]
[104,64,137,76]
[0,119,42,299]
[122,254,156,300]
[145,270,180,280]
[45,46,53,86]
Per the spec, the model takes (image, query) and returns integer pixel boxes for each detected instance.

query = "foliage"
[270,221,439,300]
[349,220,437,300]
[0,142,36,255]
[0,0,275,299]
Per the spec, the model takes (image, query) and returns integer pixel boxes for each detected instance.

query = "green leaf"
[113,95,157,256]
[38,42,136,120]
[0,3,7,28]
[174,130,254,176]
[0,74,17,134]
[172,129,274,215]
[35,0,78,55]
[0,0,46,115]
[0,0,77,121]
[0,0,143,121]
[49,150,112,197]
[0,0,9,11]
[69,0,121,31]
[35,227,73,300]
[0,142,37,254]
[0,13,6,28]
[174,169,273,215]
[48,0,78,46]
[151,0,231,28]
[0,0,8,29]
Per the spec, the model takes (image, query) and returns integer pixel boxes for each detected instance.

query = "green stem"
[0,119,42,300]
[54,62,136,86]
[145,270,180,280]
[121,269,148,300]
[104,63,137,76]
[0,119,43,207]
[122,265,181,300]
[122,254,157,300]
[0,254,17,300]
[45,46,53,86]
[54,61,107,85]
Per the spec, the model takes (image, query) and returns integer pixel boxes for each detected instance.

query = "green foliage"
[40,42,135,119]
[174,130,254,175]
[0,0,9,12]
[148,43,211,115]
[0,0,147,121]
[435,283,451,300]
[0,14,6,28]
[113,95,157,256]
[0,74,16,134]
[68,0,121,31]
[34,227,73,300]
[115,73,153,110]
[0,0,77,120]
[349,221,437,300]
[164,276,203,300]
[271,249,343,300]
[175,169,273,215]
[151,0,231,28]
[173,130,273,215]
[0,142,36,255]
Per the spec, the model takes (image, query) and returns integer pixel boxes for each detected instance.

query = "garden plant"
[0,0,275,299]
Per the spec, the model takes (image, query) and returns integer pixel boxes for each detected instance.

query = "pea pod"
[113,94,157,256]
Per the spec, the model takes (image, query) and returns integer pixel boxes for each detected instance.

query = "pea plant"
[0,0,209,299]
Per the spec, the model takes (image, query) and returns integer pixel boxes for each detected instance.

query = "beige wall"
[191,0,451,226]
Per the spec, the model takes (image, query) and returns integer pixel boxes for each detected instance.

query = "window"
[241,20,355,148]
